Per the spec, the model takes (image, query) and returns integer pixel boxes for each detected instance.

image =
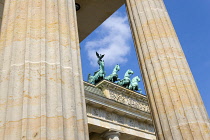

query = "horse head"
[124,69,134,78]
[112,64,120,74]
[132,76,140,82]
[128,69,134,74]
[115,64,120,71]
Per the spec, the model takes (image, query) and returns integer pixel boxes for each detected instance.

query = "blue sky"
[80,0,210,116]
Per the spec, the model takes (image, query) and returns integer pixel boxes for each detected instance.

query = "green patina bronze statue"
[87,52,142,93]
[88,52,106,84]
[129,76,142,93]
[117,69,134,88]
[105,64,120,82]
[96,52,104,65]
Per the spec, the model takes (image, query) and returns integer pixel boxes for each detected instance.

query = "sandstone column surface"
[0,0,89,139]
[126,0,210,139]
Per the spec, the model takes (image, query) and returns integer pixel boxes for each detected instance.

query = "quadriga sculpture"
[117,69,134,88]
[129,76,142,93]
[105,64,120,82]
[87,52,142,93]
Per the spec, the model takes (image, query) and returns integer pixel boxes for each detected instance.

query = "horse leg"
[125,84,128,88]
[111,76,114,82]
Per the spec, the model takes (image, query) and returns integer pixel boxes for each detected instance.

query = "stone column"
[0,0,89,139]
[126,0,210,139]
[102,130,120,140]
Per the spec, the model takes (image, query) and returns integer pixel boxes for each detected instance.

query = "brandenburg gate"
[0,0,209,139]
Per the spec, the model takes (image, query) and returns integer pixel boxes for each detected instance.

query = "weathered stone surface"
[0,0,88,139]
[84,81,156,140]
[96,80,150,113]
[126,0,210,139]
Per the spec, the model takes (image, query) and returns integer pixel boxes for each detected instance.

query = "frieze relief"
[109,89,150,113]
[86,105,155,133]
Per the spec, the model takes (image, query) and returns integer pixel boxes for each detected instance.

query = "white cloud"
[84,12,132,68]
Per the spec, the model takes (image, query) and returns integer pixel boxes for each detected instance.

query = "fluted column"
[126,0,210,139]
[0,0,88,139]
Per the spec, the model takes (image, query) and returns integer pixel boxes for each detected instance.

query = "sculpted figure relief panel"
[86,105,155,133]
[109,89,150,113]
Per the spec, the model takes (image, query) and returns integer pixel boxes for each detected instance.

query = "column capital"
[102,130,121,140]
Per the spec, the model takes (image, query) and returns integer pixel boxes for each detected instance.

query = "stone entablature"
[84,80,156,140]
[87,105,154,134]
[96,80,150,113]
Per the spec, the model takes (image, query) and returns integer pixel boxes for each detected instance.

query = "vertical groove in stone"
[126,0,210,139]
[1,0,19,138]
[22,0,31,139]
[55,0,63,139]
[0,0,89,139]
[40,0,46,138]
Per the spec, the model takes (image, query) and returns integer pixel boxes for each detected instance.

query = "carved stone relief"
[87,105,155,133]
[109,89,150,113]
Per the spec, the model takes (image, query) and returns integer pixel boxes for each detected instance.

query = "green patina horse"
[117,69,134,88]
[88,52,106,84]
[94,60,105,84]
[129,76,142,93]
[105,64,120,82]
